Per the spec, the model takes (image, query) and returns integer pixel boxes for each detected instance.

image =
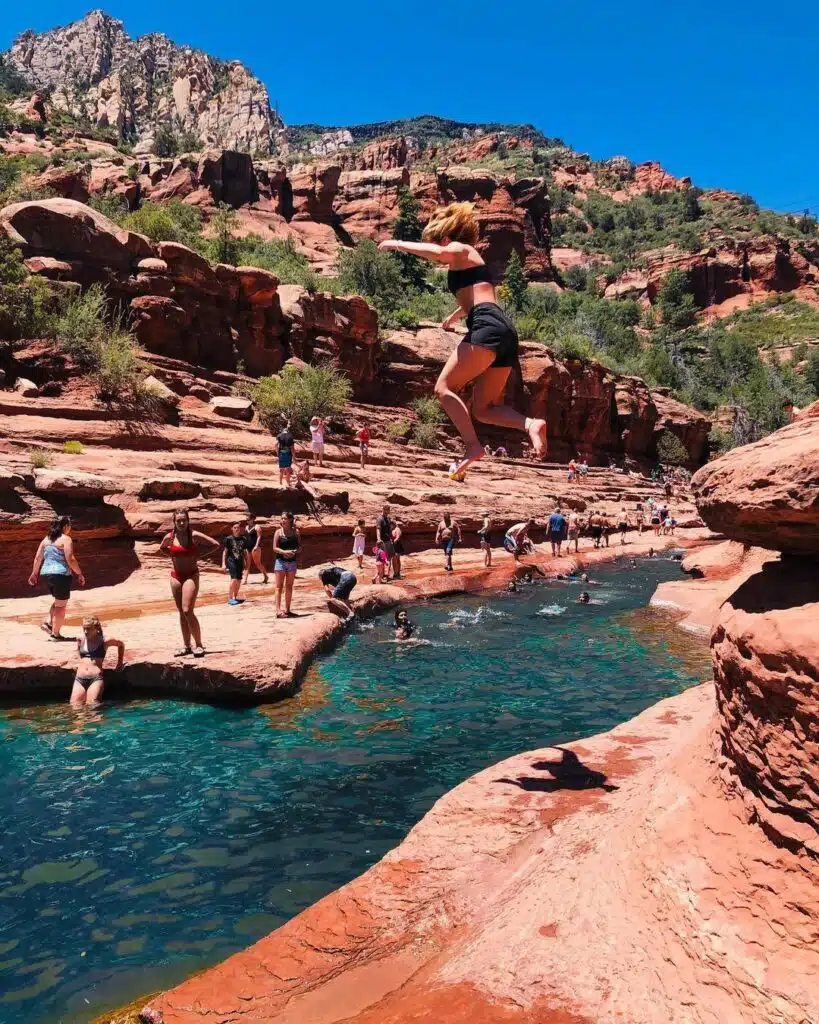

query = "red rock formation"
[335,167,410,239]
[289,162,341,223]
[691,412,819,553]
[343,136,408,171]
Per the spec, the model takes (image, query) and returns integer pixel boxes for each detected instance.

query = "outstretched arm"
[378,240,469,266]
[193,531,221,552]
[28,538,46,586]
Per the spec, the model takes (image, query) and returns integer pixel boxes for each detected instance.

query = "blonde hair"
[83,615,102,633]
[422,202,479,245]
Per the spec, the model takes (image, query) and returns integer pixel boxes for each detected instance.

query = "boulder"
[138,477,202,501]
[692,413,819,554]
[712,558,819,855]
[142,375,181,406]
[0,467,24,490]
[14,377,39,397]
[209,396,254,421]
[0,198,149,270]
[33,468,118,498]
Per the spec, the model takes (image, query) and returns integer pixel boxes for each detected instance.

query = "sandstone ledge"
[139,680,818,1024]
[0,534,700,702]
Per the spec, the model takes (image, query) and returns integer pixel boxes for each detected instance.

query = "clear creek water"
[0,558,708,1023]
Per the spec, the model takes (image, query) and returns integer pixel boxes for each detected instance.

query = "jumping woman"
[379,203,547,478]
[159,509,220,658]
[29,515,85,640]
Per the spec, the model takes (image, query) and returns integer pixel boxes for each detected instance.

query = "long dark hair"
[172,508,191,542]
[48,516,71,541]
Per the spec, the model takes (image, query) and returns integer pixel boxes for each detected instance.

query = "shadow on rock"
[495,747,619,793]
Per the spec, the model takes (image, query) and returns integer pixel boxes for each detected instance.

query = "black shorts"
[42,573,72,601]
[227,557,244,580]
[590,526,603,540]
[463,303,519,368]
[393,541,405,556]
[332,570,357,601]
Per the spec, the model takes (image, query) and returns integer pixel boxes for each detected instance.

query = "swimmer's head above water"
[578,591,591,604]
[507,578,519,592]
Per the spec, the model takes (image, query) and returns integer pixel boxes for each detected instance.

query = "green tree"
[391,186,426,290]
[803,347,819,398]
[337,239,403,323]
[152,124,179,158]
[657,268,698,331]
[797,209,817,235]
[657,431,688,465]
[209,203,240,265]
[504,250,528,311]
[253,363,351,431]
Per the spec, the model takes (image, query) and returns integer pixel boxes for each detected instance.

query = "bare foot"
[526,418,547,458]
[450,444,484,478]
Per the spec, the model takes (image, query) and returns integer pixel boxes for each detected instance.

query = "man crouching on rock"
[319,566,358,620]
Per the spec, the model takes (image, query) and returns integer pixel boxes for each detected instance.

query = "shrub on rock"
[253,363,351,431]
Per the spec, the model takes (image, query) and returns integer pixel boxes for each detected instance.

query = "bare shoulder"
[446,241,483,268]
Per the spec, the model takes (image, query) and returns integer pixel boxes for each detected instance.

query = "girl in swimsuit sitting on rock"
[160,509,220,658]
[71,615,124,707]
[379,203,547,478]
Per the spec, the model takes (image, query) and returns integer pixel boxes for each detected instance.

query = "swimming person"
[28,515,85,640]
[243,514,268,585]
[272,511,300,618]
[352,519,367,569]
[478,512,493,567]
[71,615,124,707]
[160,510,220,657]
[577,591,591,605]
[222,522,249,606]
[506,577,519,593]
[504,519,535,563]
[394,609,415,640]
[435,512,461,572]
[378,203,547,478]
[277,421,295,487]
[309,416,326,468]
[319,566,358,619]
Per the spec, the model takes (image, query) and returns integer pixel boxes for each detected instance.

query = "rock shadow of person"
[494,747,618,793]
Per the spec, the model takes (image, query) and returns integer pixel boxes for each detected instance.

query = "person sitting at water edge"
[72,615,124,707]
[29,515,85,641]
[160,509,220,658]
[276,421,295,487]
[272,511,300,618]
[394,608,415,640]
[504,519,535,563]
[436,512,462,573]
[223,522,249,606]
[352,519,367,569]
[320,565,358,619]
[378,203,547,479]
[242,514,268,585]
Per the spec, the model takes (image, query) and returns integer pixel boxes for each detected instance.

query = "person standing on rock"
[272,511,300,618]
[277,421,295,487]
[243,514,269,585]
[357,424,370,469]
[376,504,400,580]
[548,507,567,557]
[392,521,405,577]
[478,512,493,567]
[222,522,249,606]
[378,203,547,478]
[160,509,221,658]
[29,515,85,641]
[567,510,580,554]
[618,508,630,545]
[435,512,462,572]
[309,416,327,468]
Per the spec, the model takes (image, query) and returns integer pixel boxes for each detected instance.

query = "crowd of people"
[27,479,681,706]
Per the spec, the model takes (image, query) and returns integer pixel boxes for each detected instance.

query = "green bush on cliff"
[337,240,404,324]
[253,363,351,431]
[410,396,445,424]
[234,234,323,290]
[410,421,439,449]
[0,235,53,339]
[121,201,204,248]
[656,432,689,465]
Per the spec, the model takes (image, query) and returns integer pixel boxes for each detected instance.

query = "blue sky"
[3,2,818,213]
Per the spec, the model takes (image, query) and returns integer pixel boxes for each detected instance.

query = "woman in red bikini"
[159,509,220,658]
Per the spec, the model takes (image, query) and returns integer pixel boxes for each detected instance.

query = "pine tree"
[504,250,528,311]
[391,186,426,291]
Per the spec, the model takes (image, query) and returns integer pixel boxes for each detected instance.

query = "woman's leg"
[434,343,495,470]
[471,367,548,457]
[70,678,87,706]
[275,570,284,615]
[51,599,68,637]
[182,576,203,649]
[86,679,105,705]
[253,549,268,583]
[284,571,295,614]
[170,577,191,649]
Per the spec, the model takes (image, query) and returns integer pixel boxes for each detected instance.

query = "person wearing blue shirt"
[548,507,567,557]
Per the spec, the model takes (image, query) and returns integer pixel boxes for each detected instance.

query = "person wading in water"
[159,509,220,658]
[379,203,547,478]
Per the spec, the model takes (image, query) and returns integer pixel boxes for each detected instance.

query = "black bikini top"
[447,264,494,295]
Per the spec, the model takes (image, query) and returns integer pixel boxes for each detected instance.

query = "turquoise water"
[0,559,708,1023]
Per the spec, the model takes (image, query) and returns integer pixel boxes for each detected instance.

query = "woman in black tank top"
[379,202,547,479]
